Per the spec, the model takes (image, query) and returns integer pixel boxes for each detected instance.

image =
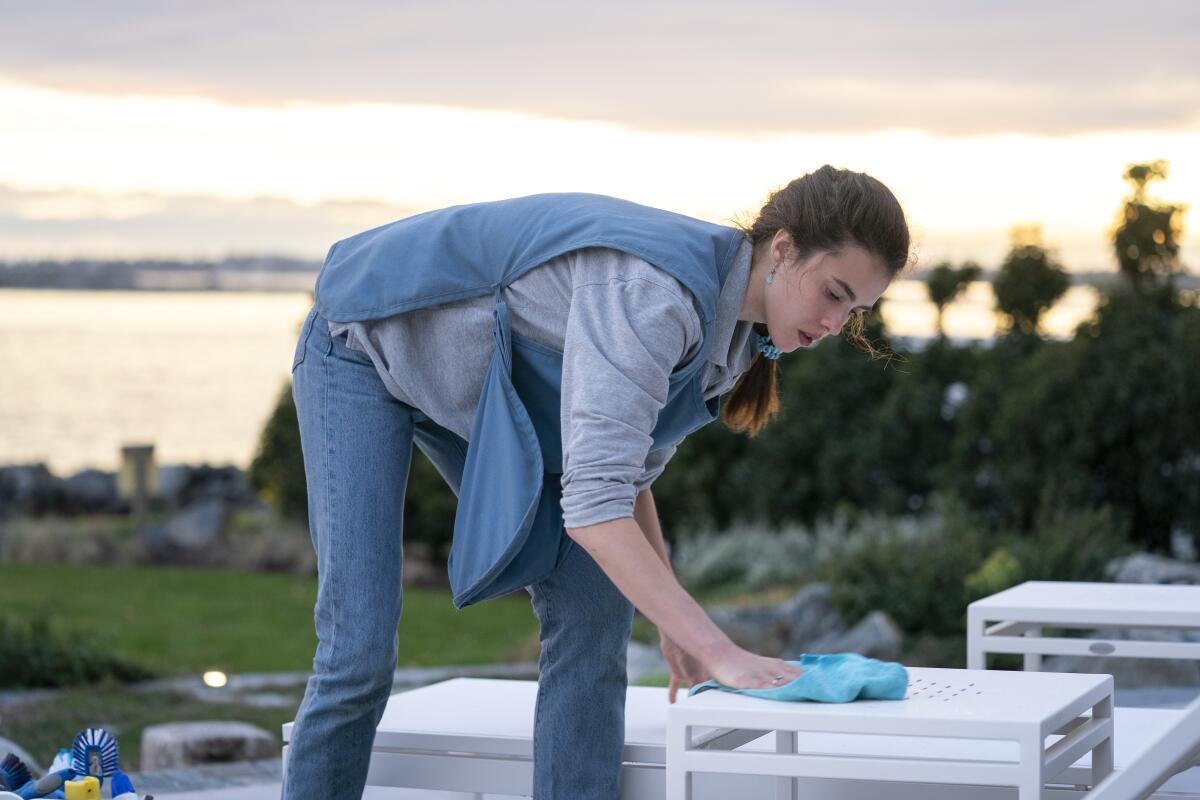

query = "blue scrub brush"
[0,754,31,792]
[71,729,118,781]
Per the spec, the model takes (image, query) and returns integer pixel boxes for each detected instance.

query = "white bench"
[282,675,1200,799]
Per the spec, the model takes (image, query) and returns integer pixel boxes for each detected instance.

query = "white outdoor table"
[967,580,1200,672]
[281,675,1200,799]
[665,667,1114,800]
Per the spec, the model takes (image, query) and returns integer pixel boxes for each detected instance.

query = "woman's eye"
[826,290,841,302]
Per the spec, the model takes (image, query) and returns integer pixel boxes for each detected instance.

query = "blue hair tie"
[752,332,781,360]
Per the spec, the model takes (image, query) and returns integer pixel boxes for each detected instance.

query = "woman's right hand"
[705,645,804,691]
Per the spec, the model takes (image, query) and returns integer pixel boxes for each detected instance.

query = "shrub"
[825,494,994,636]
[0,611,154,690]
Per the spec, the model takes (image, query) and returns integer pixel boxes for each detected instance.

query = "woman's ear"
[769,228,794,267]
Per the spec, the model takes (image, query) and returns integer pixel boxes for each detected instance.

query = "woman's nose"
[822,312,848,336]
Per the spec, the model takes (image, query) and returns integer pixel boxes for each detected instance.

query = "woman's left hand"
[660,632,709,704]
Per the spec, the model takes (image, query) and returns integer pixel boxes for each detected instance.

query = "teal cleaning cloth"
[688,652,909,703]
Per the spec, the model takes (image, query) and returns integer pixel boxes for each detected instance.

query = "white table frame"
[967,580,1200,671]
[666,667,1114,800]
[278,674,1200,799]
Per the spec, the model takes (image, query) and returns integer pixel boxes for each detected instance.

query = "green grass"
[0,563,540,678]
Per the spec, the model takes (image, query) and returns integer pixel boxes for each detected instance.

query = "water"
[1,289,314,475]
[0,281,1100,477]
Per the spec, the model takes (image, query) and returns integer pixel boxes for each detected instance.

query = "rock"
[1171,529,1198,562]
[708,584,843,657]
[139,721,277,770]
[626,640,668,684]
[140,498,233,564]
[0,463,67,517]
[62,469,120,513]
[160,465,262,511]
[1106,552,1200,585]
[0,735,45,779]
[803,610,904,660]
[156,465,194,509]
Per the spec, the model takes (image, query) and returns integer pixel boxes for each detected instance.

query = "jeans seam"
[323,343,339,671]
[533,577,555,797]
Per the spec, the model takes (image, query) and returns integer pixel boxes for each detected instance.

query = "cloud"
[0,184,420,259]
[2,0,1198,136]
[5,183,1199,273]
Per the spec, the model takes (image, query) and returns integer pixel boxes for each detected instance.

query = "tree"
[1111,160,1187,304]
[925,260,983,338]
[992,226,1069,338]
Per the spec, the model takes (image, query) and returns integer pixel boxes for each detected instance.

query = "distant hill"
[0,256,320,291]
[1,257,1195,293]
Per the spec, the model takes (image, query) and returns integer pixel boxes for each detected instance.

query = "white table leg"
[1019,734,1044,800]
[666,722,691,800]
[967,607,986,669]
[1023,626,1043,671]
[774,730,798,800]
[1091,693,1115,785]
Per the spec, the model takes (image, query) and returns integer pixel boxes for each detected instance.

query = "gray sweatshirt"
[327,239,755,529]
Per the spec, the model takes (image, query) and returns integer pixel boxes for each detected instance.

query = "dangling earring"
[766,262,778,285]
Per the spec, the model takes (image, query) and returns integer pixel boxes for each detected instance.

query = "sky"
[0,0,1197,270]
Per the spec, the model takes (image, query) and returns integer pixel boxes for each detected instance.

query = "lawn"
[0,562,541,677]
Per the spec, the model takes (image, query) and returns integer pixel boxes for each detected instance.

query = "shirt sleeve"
[558,254,702,529]
[634,444,678,493]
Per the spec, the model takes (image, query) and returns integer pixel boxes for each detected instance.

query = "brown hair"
[722,165,913,438]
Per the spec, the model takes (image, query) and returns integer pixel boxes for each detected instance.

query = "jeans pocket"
[291,307,318,373]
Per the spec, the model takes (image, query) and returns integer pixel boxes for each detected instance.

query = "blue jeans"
[282,306,635,800]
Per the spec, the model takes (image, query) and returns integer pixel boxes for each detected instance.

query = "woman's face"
[765,240,892,352]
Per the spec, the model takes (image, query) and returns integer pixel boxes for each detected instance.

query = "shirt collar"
[708,237,755,370]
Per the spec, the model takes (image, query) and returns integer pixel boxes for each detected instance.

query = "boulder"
[708,584,882,658]
[0,463,67,516]
[158,465,263,511]
[140,498,233,564]
[803,610,904,661]
[626,640,669,684]
[62,469,120,513]
[139,721,277,770]
[1106,552,1200,585]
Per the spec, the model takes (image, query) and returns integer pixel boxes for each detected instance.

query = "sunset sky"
[1,0,1197,271]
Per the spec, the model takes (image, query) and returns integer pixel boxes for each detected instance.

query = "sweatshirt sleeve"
[559,253,702,529]
[634,443,678,494]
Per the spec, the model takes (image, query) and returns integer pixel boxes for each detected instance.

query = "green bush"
[248,383,309,523]
[946,287,1200,549]
[1003,500,1135,584]
[825,494,993,637]
[0,611,154,690]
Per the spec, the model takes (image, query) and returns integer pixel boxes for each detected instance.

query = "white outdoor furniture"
[968,580,1200,797]
[967,581,1200,672]
[282,673,1200,799]
[666,667,1114,799]
[1087,692,1200,800]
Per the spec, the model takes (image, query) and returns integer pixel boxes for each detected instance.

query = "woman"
[282,164,912,800]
